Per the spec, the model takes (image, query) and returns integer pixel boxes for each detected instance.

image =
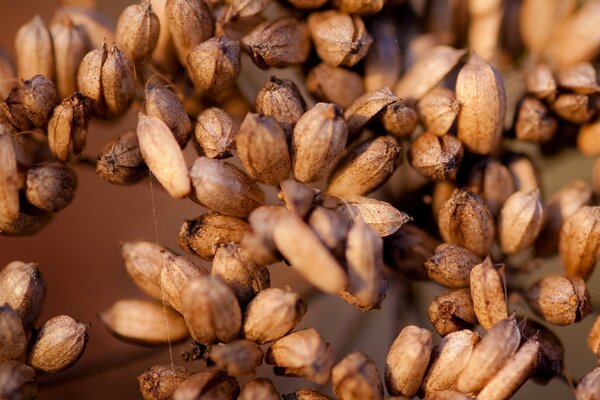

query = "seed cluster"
[2,0,600,399]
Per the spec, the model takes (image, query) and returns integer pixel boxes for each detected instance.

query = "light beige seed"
[0,261,45,329]
[515,96,557,143]
[239,378,279,400]
[115,0,160,61]
[194,107,238,159]
[336,195,411,237]
[224,0,272,21]
[559,206,600,280]
[187,36,241,94]
[308,206,349,260]
[279,179,317,218]
[306,63,364,109]
[575,367,600,400]
[138,364,192,400]
[418,87,460,137]
[0,134,19,228]
[332,351,383,400]
[159,252,207,313]
[344,87,396,138]
[525,64,557,100]
[526,275,591,325]
[587,315,600,355]
[255,76,306,137]
[47,92,92,161]
[557,62,600,94]
[239,206,287,265]
[209,340,264,376]
[143,85,192,148]
[50,16,89,99]
[470,257,508,330]
[408,132,463,182]
[172,370,240,400]
[14,15,55,80]
[77,43,108,116]
[550,93,593,124]
[165,0,214,66]
[498,190,544,255]
[427,288,477,337]
[101,44,136,116]
[121,240,166,300]
[52,6,115,48]
[424,243,482,288]
[467,158,515,216]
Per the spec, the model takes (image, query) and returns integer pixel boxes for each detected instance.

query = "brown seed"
[52,6,115,49]
[395,46,466,101]
[25,162,77,213]
[292,103,348,183]
[527,275,591,325]
[187,36,241,94]
[470,257,508,330]
[344,87,396,138]
[336,195,410,237]
[265,327,333,384]
[455,316,520,393]
[427,288,477,337]
[363,15,401,92]
[47,92,92,161]
[143,85,192,148]
[223,0,272,21]
[519,318,564,383]
[165,0,214,66]
[308,11,372,67]
[456,53,506,155]
[587,315,600,355]
[159,252,208,313]
[3,75,59,130]
[0,134,19,228]
[194,107,238,159]
[100,298,189,345]
[0,49,16,98]
[575,367,600,400]
[14,15,55,80]
[102,44,136,116]
[557,62,600,94]
[550,93,593,124]
[409,132,463,182]
[327,136,401,196]
[426,391,470,400]
[209,340,264,376]
[421,330,480,394]
[255,76,306,137]
[577,119,600,157]
[384,224,439,280]
[279,179,318,218]
[418,87,460,137]
[525,64,557,101]
[239,206,287,265]
[284,389,333,400]
[425,243,482,288]
[333,0,383,14]
[242,17,310,69]
[239,378,280,400]
[438,189,495,257]
[498,189,544,255]
[594,157,600,195]
[121,240,169,300]
[385,325,433,398]
[77,42,108,116]
[178,212,249,260]
[0,206,52,237]
[0,305,26,363]
[466,159,515,217]
[306,63,364,110]
[50,17,89,99]
[0,261,45,329]
[559,206,600,280]
[0,361,36,400]
[116,0,160,61]
[96,130,147,185]
[172,370,240,400]
[381,100,418,138]
[243,287,307,344]
[181,276,242,344]
[505,153,540,193]
[515,96,557,143]
[308,205,349,257]
[332,351,383,400]
[190,157,264,217]
[138,364,192,400]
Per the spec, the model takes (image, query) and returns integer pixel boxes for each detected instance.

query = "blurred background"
[0,0,599,399]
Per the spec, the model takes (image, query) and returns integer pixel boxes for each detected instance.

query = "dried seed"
[165,0,214,66]
[470,257,508,330]
[239,378,280,400]
[384,224,439,280]
[426,391,470,400]
[308,206,349,259]
[187,36,241,94]
[172,370,240,400]
[224,0,272,21]
[14,15,55,80]
[138,364,192,400]
[121,240,168,300]
[255,76,306,137]
[0,133,19,228]
[3,75,59,130]
[102,44,136,116]
[333,0,383,14]
[279,179,318,218]
[306,63,364,110]
[409,132,463,181]
[143,85,192,148]
[0,305,26,363]
[433,181,456,222]
[52,6,115,49]
[550,93,593,125]
[243,287,306,344]
[363,15,401,92]
[344,87,396,138]
[575,367,600,400]
[466,159,515,217]
[0,205,52,237]
[498,189,544,255]
[425,243,482,288]
[559,206,600,280]
[515,96,557,143]
[159,252,207,313]
[115,0,160,61]
[150,0,177,72]
[239,206,287,265]
[25,162,77,213]
[332,351,383,400]
[505,153,540,193]
[77,42,108,115]
[527,275,591,325]
[519,318,564,383]
[588,315,600,355]
[327,136,400,196]
[292,103,347,183]
[577,120,600,157]
[181,276,242,344]
[519,0,575,58]
[178,212,249,260]
[0,49,16,98]
[50,16,89,99]
[97,130,147,185]
[557,62,600,94]
[265,328,333,384]
[385,325,433,398]
[47,92,92,161]
[427,288,477,337]
[194,107,238,159]
[0,261,45,329]
[418,87,460,137]
[336,195,410,237]
[284,389,333,400]
[0,361,36,400]
[381,100,418,137]
[209,340,264,376]
[525,64,556,101]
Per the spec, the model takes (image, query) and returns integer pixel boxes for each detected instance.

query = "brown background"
[0,1,598,399]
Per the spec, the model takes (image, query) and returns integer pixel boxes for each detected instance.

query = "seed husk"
[417,87,460,137]
[121,240,167,300]
[332,351,383,400]
[559,206,600,280]
[96,130,147,185]
[52,6,115,49]
[165,0,214,66]
[336,195,410,237]
[50,16,89,99]
[525,64,556,101]
[138,364,192,400]
[550,93,593,125]
[344,87,396,138]
[3,75,59,131]
[25,162,77,213]
[159,252,208,313]
[47,92,92,161]
[515,96,557,143]
[0,133,19,228]
[143,85,192,148]
[424,243,482,288]
[255,76,306,137]
[14,15,55,80]
[101,43,136,116]
[308,206,349,260]
[239,378,280,400]
[239,206,287,265]
[0,261,45,329]
[0,49,16,98]
[384,224,439,280]
[505,152,540,193]
[0,361,36,400]
[209,340,264,376]
[408,132,463,182]
[284,389,333,400]
[470,257,508,330]
[587,315,600,355]
[498,189,544,255]
[427,288,477,337]
[223,0,272,21]
[575,367,600,400]
[115,0,160,62]
[526,275,591,325]
[187,36,241,94]
[194,107,238,159]
[306,63,364,110]
[279,179,318,218]
[557,62,600,94]
[466,159,515,217]
[172,370,240,400]
[0,305,27,363]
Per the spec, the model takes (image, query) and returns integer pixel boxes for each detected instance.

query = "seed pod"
[0,305,26,362]
[212,243,270,307]
[194,107,238,159]
[187,36,241,94]
[455,316,520,393]
[515,97,557,143]
[14,15,55,80]
[385,326,433,398]
[422,330,480,394]
[160,252,207,313]
[466,159,515,217]
[395,46,466,101]
[557,62,600,94]
[470,257,507,330]
[0,49,16,98]
[25,162,77,213]
[284,389,333,400]
[47,92,92,161]
[3,75,59,130]
[115,0,160,61]
[559,206,600,280]
[279,179,317,218]
[438,189,495,257]
[418,87,460,137]
[427,288,477,337]
[121,240,169,300]
[190,157,264,217]
[550,93,593,124]
[179,213,248,260]
[527,275,591,325]
[526,64,557,100]
[575,367,600,400]
[100,298,188,345]
[0,134,19,228]
[256,77,306,137]
[50,17,89,99]
[143,85,192,148]
[456,53,506,155]
[505,153,540,193]
[28,315,87,373]
[273,211,347,293]
[0,361,36,400]
[137,113,190,198]
[327,136,401,197]
[97,130,147,185]
[425,243,482,288]
[76,42,108,115]
[306,63,364,110]
[381,101,418,138]
[336,196,410,237]
[52,6,115,49]
[519,318,564,383]
[498,190,544,255]
[239,206,287,265]
[182,276,242,344]
[332,351,383,400]
[265,328,333,384]
[0,262,45,329]
[308,11,372,67]
[588,316,600,355]
[344,87,396,138]
[236,113,291,185]
[173,370,240,400]
[239,378,280,400]
[243,287,307,344]
[242,17,310,69]
[138,364,192,400]
[165,0,214,66]
[308,206,349,259]
[409,132,463,182]
[292,103,347,183]
[209,340,263,376]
